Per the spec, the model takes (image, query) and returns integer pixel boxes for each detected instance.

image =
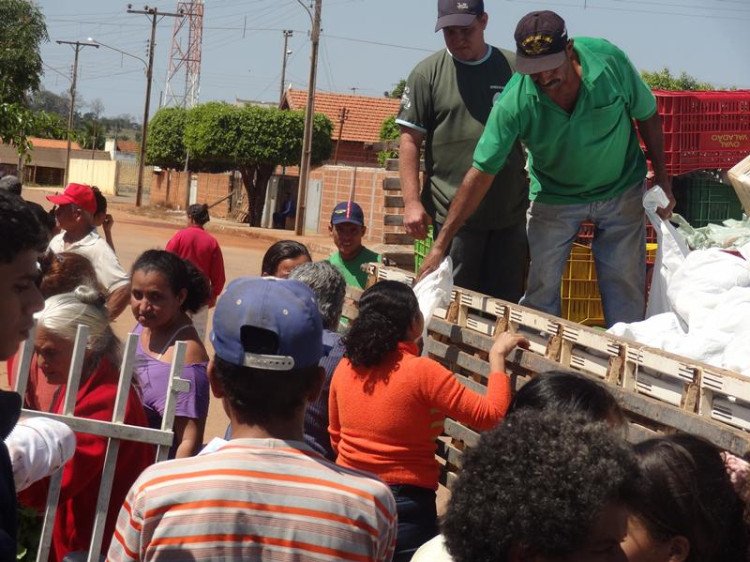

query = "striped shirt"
[106,438,397,562]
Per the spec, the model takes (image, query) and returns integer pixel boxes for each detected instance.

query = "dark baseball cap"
[330,201,365,226]
[514,10,569,74]
[435,0,484,32]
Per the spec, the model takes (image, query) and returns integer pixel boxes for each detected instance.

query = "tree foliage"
[0,0,48,105]
[179,102,332,225]
[377,115,400,167]
[146,107,187,169]
[384,79,406,99]
[640,67,714,91]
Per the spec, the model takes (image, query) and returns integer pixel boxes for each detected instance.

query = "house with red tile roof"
[281,88,400,167]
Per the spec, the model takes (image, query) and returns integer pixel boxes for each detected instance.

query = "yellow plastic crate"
[560,242,658,326]
[560,243,604,326]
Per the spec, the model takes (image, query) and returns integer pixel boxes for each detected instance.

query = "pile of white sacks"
[608,187,750,376]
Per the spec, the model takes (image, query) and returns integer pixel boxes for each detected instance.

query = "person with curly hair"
[18,286,154,562]
[412,369,629,561]
[623,433,748,562]
[443,409,639,562]
[130,249,211,458]
[329,280,528,561]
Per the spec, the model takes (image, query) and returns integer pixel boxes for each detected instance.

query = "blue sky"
[37,0,750,120]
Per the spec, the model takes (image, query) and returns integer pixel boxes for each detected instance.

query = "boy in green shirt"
[327,201,380,289]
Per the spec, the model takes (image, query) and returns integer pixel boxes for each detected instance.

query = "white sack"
[413,256,454,355]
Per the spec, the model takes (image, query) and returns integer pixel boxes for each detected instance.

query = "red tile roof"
[283,89,400,144]
[115,139,140,154]
[29,137,81,150]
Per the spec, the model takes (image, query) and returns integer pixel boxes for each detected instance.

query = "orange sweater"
[328,341,511,490]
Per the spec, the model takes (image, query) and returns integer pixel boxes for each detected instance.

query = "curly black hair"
[633,433,748,562]
[212,356,322,425]
[443,409,639,562]
[0,190,47,263]
[131,249,210,313]
[343,280,420,367]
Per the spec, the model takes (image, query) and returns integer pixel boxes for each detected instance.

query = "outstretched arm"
[416,167,495,279]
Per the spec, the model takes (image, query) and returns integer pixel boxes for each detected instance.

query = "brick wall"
[310,164,399,243]
[150,170,237,218]
[330,140,380,167]
[117,161,153,191]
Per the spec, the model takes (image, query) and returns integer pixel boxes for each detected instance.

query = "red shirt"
[19,358,154,562]
[165,225,226,305]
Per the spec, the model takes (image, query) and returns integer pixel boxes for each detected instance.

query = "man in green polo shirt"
[419,10,675,327]
[397,0,529,302]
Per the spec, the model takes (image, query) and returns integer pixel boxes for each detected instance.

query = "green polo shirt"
[474,37,656,204]
[327,246,381,289]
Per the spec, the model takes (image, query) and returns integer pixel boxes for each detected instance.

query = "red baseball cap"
[46,183,97,215]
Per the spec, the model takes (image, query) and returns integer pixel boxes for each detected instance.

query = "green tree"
[146,107,187,169]
[182,102,333,226]
[640,67,713,91]
[0,0,48,105]
[377,115,400,167]
[384,79,406,99]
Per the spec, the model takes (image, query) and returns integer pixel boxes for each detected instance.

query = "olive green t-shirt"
[397,46,528,230]
[327,246,381,289]
[474,37,656,205]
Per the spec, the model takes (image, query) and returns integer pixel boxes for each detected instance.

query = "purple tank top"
[132,323,210,429]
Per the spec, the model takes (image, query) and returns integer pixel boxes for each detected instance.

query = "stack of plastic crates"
[673,170,744,228]
[414,225,434,273]
[651,90,750,175]
[560,222,658,326]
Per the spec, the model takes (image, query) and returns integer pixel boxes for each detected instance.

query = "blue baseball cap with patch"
[210,277,323,371]
[330,200,365,226]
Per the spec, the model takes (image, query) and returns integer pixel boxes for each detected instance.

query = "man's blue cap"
[210,277,323,371]
[331,201,365,226]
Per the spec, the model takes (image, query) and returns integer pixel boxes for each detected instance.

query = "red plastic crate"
[644,90,750,175]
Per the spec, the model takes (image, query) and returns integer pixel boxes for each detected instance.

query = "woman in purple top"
[130,250,211,458]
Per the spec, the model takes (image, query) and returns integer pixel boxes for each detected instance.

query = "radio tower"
[163,0,204,108]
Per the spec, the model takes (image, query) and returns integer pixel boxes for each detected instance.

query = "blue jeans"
[434,222,528,303]
[390,484,438,562]
[519,181,646,327]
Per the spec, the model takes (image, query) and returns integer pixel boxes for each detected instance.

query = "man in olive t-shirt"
[397,0,529,302]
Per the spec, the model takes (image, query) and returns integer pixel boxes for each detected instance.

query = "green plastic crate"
[414,225,434,273]
[673,171,744,228]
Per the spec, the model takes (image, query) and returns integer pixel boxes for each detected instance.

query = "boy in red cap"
[327,200,381,289]
[46,183,131,318]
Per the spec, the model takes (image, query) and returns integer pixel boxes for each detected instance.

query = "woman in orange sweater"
[328,280,528,562]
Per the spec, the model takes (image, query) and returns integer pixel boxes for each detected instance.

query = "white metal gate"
[13,326,188,562]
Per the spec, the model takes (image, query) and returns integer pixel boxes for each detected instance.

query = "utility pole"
[333,107,349,165]
[57,40,98,186]
[279,30,293,105]
[127,4,184,207]
[294,0,322,236]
